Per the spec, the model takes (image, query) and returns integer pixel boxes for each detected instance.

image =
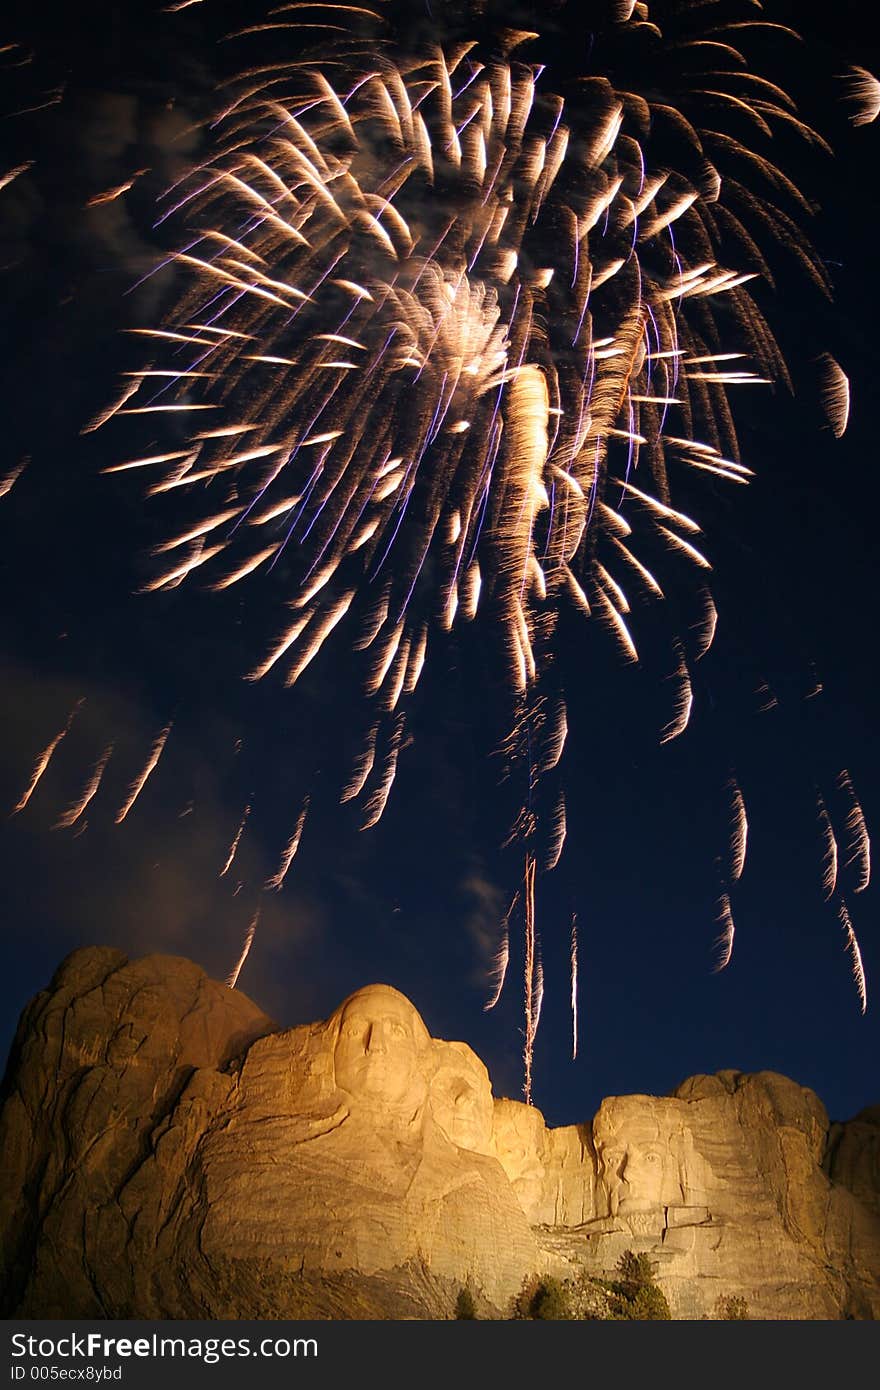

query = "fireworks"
[98,5,815,780]
[840,66,880,127]
[0,457,29,499]
[838,900,867,1016]
[818,354,851,440]
[0,153,34,194]
[570,912,578,1063]
[264,796,310,891]
[53,743,114,832]
[11,698,84,815]
[220,800,252,877]
[115,724,172,824]
[660,640,693,745]
[713,891,736,974]
[727,778,748,886]
[9,1,874,1091]
[816,792,839,903]
[226,908,259,989]
[838,770,871,896]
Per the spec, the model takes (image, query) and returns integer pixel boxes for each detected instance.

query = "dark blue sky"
[1,0,877,1129]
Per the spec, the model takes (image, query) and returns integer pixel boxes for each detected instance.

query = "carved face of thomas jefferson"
[331,984,431,1117]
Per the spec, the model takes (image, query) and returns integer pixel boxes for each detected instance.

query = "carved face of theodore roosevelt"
[331,984,431,1115]
[491,1098,548,1221]
[429,1041,494,1154]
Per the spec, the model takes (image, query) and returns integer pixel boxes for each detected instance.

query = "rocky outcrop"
[1,948,878,1319]
[825,1106,880,1219]
[0,948,276,1317]
[543,1072,880,1319]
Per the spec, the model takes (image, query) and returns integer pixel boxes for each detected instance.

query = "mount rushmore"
[2,947,878,1317]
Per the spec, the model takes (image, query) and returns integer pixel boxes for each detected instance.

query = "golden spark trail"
[11,699,84,815]
[82,379,140,433]
[692,590,718,660]
[115,724,172,823]
[341,724,378,803]
[838,770,871,893]
[54,744,113,830]
[86,169,148,207]
[610,538,664,597]
[755,680,780,713]
[247,615,311,682]
[713,892,736,972]
[0,161,33,192]
[728,778,748,883]
[523,851,538,1106]
[657,525,712,570]
[837,900,867,1014]
[545,790,567,871]
[227,909,259,990]
[817,792,838,901]
[485,890,518,1013]
[840,67,880,126]
[660,641,693,744]
[570,913,578,1062]
[595,586,638,663]
[264,797,310,891]
[360,715,407,830]
[819,354,850,438]
[220,802,251,877]
[0,457,28,498]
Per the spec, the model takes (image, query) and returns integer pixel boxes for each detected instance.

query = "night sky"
[1,0,877,1131]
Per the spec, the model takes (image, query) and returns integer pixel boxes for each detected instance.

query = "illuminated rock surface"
[1,949,878,1318]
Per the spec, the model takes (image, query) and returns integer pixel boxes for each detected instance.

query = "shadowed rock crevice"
[1,948,878,1319]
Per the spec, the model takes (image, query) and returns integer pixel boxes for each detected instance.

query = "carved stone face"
[593,1101,682,1216]
[598,1137,667,1215]
[429,1041,494,1154]
[331,984,430,1114]
[492,1098,548,1220]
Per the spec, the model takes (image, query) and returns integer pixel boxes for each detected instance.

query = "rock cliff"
[1,948,878,1318]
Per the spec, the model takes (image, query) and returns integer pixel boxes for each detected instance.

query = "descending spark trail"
[485,889,517,1013]
[840,67,880,126]
[755,680,780,714]
[660,641,693,744]
[570,912,578,1062]
[0,161,33,193]
[115,724,172,824]
[713,892,736,973]
[692,590,718,661]
[818,354,851,439]
[728,777,748,884]
[838,900,867,1015]
[227,909,259,989]
[838,770,871,894]
[11,699,84,814]
[0,457,28,498]
[54,744,114,831]
[220,801,251,877]
[86,169,149,208]
[522,851,539,1106]
[264,797,310,891]
[817,792,839,902]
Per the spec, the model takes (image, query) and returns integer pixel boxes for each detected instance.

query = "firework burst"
[12,0,869,1090]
